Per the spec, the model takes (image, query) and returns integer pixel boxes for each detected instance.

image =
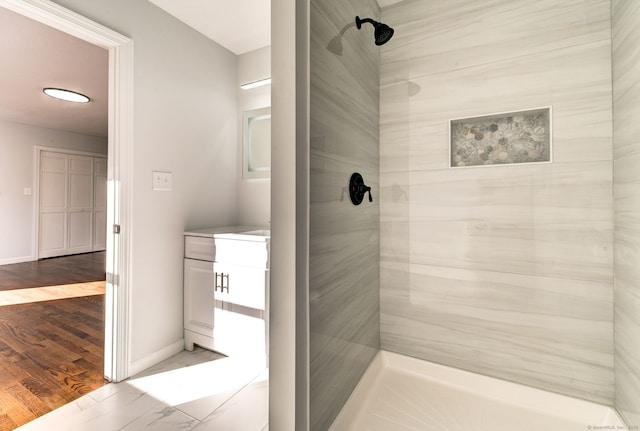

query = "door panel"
[40,151,67,171]
[39,212,67,257]
[67,155,93,254]
[215,263,266,310]
[69,211,92,250]
[40,172,67,209]
[69,155,93,208]
[184,258,215,337]
[212,262,266,356]
[39,152,68,258]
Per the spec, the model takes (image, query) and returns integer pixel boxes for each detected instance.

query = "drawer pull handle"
[222,274,229,293]
[214,272,230,293]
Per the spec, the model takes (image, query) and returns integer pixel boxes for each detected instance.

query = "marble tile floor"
[15,347,269,431]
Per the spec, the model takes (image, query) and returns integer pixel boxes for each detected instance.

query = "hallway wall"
[0,119,107,265]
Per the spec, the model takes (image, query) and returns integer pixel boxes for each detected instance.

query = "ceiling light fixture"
[240,78,271,90]
[43,87,90,103]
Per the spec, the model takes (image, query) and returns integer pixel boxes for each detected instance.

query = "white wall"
[237,45,271,227]
[0,119,107,264]
[51,0,239,371]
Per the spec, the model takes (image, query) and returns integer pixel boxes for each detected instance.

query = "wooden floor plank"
[0,252,106,430]
[0,252,106,291]
[2,382,50,423]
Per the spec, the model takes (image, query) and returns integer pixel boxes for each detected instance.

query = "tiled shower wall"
[613,0,640,425]
[309,0,380,430]
[379,0,614,404]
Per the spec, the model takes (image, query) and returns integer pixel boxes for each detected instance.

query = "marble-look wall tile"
[380,0,614,407]
[380,0,611,86]
[380,261,614,404]
[380,40,613,172]
[379,171,409,262]
[612,0,640,161]
[613,2,640,418]
[613,0,640,424]
[380,83,410,173]
[409,161,613,281]
[310,0,381,430]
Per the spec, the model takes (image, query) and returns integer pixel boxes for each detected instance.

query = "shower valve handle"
[349,172,373,205]
[362,185,373,202]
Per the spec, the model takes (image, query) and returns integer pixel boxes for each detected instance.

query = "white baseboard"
[129,339,185,377]
[0,255,36,266]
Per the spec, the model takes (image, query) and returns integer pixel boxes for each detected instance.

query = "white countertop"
[184,226,270,242]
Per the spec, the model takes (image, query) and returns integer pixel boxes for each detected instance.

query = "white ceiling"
[146,0,404,55]
[0,1,273,139]
[1,1,402,138]
[147,0,271,55]
[0,7,109,138]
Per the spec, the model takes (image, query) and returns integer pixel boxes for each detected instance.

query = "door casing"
[0,0,134,383]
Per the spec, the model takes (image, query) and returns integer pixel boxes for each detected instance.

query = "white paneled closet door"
[39,151,68,258]
[68,155,94,254]
[38,150,107,258]
[93,158,107,251]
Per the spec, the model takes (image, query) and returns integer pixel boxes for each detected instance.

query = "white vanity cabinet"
[183,227,269,359]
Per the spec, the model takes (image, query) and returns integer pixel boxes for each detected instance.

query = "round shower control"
[349,172,373,205]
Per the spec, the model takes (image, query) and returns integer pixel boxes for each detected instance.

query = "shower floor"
[329,351,625,431]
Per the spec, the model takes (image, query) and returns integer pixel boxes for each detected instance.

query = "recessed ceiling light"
[240,78,271,90]
[43,87,90,103]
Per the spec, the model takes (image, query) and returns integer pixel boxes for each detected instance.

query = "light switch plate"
[152,171,173,191]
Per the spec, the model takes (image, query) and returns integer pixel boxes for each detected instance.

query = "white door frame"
[0,0,134,382]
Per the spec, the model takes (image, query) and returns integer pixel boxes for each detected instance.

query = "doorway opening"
[0,0,133,406]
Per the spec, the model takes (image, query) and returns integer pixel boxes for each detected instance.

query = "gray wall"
[309,0,380,429]
[379,0,614,405]
[613,0,640,425]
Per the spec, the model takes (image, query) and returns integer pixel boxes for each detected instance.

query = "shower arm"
[356,17,376,28]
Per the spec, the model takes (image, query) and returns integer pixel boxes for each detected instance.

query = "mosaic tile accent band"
[450,107,551,168]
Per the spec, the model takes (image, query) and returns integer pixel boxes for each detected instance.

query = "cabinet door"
[212,263,267,356]
[184,258,215,337]
[214,263,266,311]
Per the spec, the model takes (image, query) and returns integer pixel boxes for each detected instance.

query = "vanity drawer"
[185,236,215,261]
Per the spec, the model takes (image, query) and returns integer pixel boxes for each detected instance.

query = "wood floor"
[0,252,106,291]
[0,253,106,430]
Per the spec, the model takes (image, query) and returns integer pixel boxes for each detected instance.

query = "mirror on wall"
[243,107,271,179]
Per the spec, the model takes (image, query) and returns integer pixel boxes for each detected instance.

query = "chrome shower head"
[355,16,394,46]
